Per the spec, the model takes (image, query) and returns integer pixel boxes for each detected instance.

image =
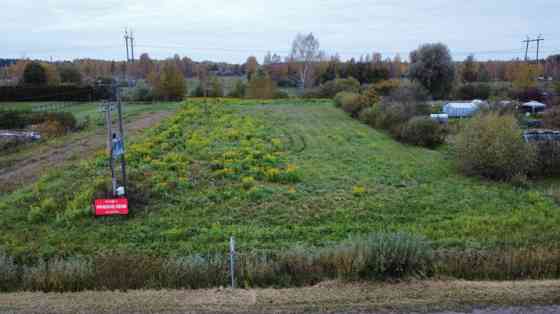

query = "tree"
[228,79,246,98]
[245,56,258,80]
[41,63,61,86]
[246,71,277,99]
[58,64,82,85]
[409,43,455,99]
[513,63,541,90]
[22,62,47,86]
[290,33,323,90]
[138,53,155,78]
[153,62,186,101]
[461,54,479,83]
[208,76,224,97]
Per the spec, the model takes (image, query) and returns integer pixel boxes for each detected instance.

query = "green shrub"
[375,101,421,130]
[0,111,76,132]
[316,77,361,98]
[400,116,447,148]
[122,80,154,101]
[336,92,368,117]
[455,113,536,181]
[358,106,381,127]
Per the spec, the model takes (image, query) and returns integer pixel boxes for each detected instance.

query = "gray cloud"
[2,0,559,62]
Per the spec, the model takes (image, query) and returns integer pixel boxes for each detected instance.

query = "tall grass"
[1,233,560,292]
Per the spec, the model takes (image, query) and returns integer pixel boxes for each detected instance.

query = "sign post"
[95,85,129,217]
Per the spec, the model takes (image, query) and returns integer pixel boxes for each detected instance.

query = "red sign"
[94,198,129,216]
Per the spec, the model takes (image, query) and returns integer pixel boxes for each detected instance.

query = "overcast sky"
[2,0,559,63]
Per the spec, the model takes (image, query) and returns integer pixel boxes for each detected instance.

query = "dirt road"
[1,280,559,314]
[0,111,171,191]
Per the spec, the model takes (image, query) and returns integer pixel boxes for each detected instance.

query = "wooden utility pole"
[523,37,531,61]
[130,30,135,63]
[536,35,544,65]
[124,29,130,63]
[522,35,545,63]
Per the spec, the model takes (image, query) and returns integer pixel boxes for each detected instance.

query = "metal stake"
[230,237,236,288]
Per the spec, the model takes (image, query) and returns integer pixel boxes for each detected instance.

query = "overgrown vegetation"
[0,110,77,134]
[2,236,560,292]
[1,99,559,285]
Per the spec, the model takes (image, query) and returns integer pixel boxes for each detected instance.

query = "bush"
[400,116,447,148]
[123,80,154,101]
[375,101,429,130]
[335,92,368,117]
[317,77,361,98]
[371,79,400,96]
[0,111,76,132]
[364,85,381,106]
[358,106,381,127]
[453,83,491,100]
[455,113,536,181]
[543,106,560,130]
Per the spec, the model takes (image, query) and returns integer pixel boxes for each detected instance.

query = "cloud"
[1,0,559,62]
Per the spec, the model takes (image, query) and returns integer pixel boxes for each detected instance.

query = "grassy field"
[0,99,559,258]
[0,101,182,123]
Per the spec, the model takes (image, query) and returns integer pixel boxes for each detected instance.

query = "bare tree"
[290,33,323,90]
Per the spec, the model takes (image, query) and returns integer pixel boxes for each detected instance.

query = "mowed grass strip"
[0,99,559,257]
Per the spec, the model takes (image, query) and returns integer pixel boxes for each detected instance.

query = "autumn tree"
[138,53,155,78]
[290,33,323,90]
[152,62,186,101]
[246,70,277,99]
[22,62,47,86]
[41,63,61,86]
[58,64,82,85]
[409,43,455,99]
[461,55,479,83]
[245,56,258,80]
[513,63,541,90]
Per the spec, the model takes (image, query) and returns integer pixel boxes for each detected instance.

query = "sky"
[2,0,560,63]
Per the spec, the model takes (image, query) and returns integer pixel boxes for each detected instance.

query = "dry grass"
[1,280,559,314]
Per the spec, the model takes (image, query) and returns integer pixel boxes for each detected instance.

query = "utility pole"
[536,34,544,65]
[124,28,130,62]
[130,30,135,63]
[522,35,545,63]
[523,37,531,61]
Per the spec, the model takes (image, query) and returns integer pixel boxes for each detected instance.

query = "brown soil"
[0,280,559,314]
[0,112,171,192]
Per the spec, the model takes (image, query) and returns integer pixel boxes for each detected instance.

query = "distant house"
[442,100,487,118]
[521,101,546,114]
